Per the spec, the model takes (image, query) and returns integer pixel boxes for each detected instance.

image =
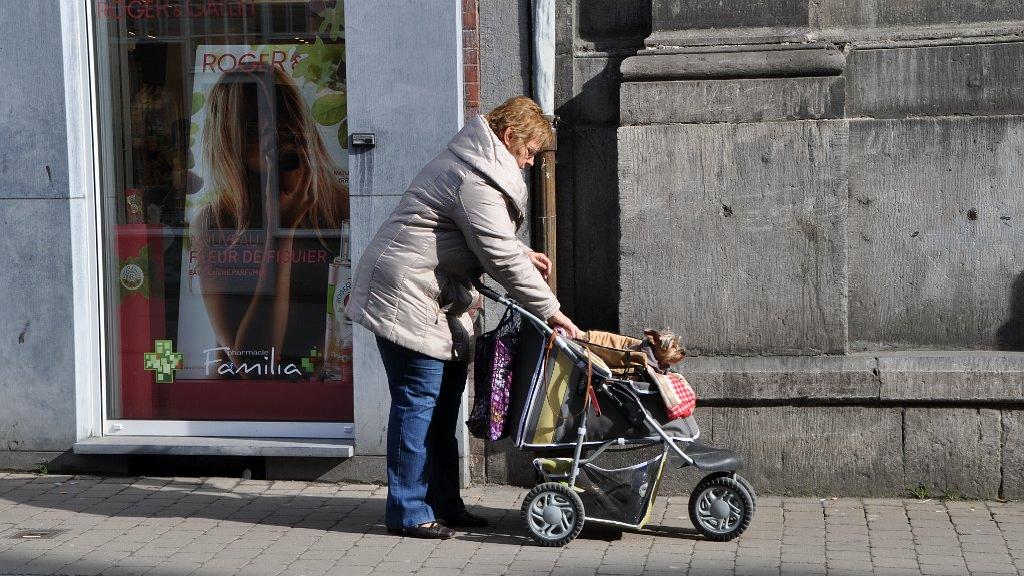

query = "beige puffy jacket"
[345,115,560,361]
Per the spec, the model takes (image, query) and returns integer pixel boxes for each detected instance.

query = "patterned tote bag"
[467,307,521,440]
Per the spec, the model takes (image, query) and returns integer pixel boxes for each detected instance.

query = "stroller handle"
[471,276,556,338]
[472,276,613,378]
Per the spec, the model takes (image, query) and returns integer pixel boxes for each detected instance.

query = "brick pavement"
[0,473,1021,576]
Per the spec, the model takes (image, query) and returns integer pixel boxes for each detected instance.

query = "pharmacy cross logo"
[300,348,320,374]
[144,340,183,384]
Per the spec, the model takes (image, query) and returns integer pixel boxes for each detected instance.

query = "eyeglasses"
[526,144,541,156]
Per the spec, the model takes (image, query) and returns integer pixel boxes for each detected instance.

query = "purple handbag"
[467,307,521,440]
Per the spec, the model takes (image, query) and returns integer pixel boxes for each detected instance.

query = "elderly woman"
[346,96,580,539]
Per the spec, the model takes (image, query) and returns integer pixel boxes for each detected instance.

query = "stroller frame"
[474,279,756,546]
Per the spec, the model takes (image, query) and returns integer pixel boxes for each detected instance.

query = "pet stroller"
[474,280,756,547]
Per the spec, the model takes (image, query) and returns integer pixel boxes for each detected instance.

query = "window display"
[94,0,352,422]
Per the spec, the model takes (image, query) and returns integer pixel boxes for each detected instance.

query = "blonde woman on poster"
[188,64,348,376]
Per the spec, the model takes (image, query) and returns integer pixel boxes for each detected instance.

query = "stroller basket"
[535,454,667,527]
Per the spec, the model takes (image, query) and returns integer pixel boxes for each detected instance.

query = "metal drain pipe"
[532,0,557,292]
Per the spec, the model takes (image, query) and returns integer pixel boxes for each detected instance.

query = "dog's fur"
[642,329,687,370]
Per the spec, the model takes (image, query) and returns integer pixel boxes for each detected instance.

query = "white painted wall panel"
[345,0,463,455]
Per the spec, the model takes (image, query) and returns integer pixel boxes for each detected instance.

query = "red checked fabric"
[664,372,697,419]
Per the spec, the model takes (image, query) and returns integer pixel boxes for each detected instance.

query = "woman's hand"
[527,250,552,280]
[547,310,581,339]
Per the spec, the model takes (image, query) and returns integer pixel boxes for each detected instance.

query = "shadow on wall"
[555,65,623,334]
[577,0,652,50]
[549,0,650,333]
[996,271,1024,351]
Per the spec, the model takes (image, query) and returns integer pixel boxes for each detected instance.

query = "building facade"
[476,0,1024,499]
[1,0,1022,498]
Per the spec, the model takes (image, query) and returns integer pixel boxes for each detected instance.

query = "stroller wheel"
[689,474,754,542]
[521,482,585,547]
[734,474,757,511]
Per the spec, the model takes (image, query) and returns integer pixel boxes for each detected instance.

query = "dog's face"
[643,329,686,369]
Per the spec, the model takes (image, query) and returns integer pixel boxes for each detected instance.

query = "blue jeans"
[376,336,468,529]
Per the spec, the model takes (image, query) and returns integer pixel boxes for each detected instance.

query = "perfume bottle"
[323,221,353,383]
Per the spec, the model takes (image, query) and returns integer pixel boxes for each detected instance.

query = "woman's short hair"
[485,96,554,150]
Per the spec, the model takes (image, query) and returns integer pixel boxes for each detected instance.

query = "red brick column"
[462,2,485,484]
[462,0,481,118]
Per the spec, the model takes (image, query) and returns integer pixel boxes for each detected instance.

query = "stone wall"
[477,0,1024,498]
[614,1,1024,499]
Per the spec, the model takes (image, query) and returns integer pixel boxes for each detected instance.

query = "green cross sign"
[301,348,320,374]
[144,340,183,384]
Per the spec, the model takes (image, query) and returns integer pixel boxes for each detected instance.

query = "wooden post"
[535,145,557,292]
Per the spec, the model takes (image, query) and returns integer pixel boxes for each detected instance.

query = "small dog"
[578,328,687,375]
[642,329,687,371]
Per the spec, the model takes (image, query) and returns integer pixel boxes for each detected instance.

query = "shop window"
[93,0,353,422]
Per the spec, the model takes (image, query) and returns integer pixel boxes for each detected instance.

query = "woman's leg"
[376,336,445,529]
[425,359,469,517]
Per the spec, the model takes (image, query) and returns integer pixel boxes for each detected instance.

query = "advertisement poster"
[170,42,352,417]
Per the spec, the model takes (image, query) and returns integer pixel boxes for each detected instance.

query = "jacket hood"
[447,114,528,220]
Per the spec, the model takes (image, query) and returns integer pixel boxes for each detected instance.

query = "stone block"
[652,0,809,31]
[848,117,1024,350]
[468,453,488,485]
[813,0,1024,28]
[486,439,540,488]
[618,121,848,355]
[558,57,623,126]
[484,438,511,485]
[647,0,1024,34]
[903,408,1002,499]
[555,0,575,56]
[621,76,845,125]
[0,199,76,452]
[684,355,879,402]
[877,352,1024,401]
[0,0,69,200]
[1002,410,1023,499]
[847,43,1024,119]
[567,125,620,331]
[708,407,903,496]
[578,0,651,45]
[554,54,577,122]
[621,45,845,81]
[554,127,577,315]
